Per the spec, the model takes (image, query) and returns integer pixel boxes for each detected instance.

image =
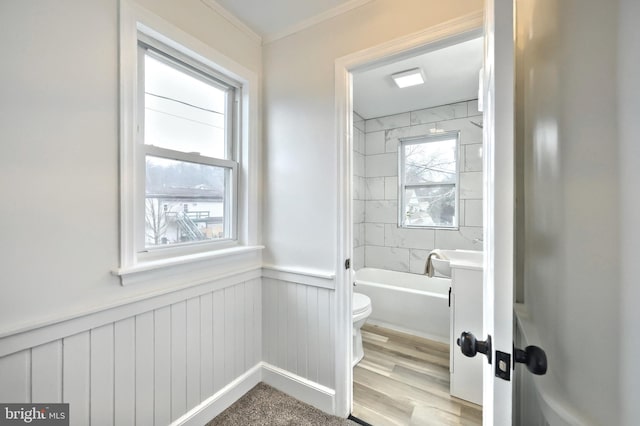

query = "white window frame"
[115,1,262,285]
[137,36,240,255]
[398,132,461,230]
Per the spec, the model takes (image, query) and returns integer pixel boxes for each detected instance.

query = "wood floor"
[352,324,482,426]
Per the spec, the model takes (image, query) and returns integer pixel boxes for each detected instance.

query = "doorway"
[334,12,486,424]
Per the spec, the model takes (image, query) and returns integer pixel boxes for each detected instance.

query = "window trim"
[398,131,461,230]
[136,40,240,258]
[115,2,262,285]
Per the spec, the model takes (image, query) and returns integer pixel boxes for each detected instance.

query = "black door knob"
[514,345,547,375]
[457,331,492,364]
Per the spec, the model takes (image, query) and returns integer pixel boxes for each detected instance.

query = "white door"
[482,0,515,423]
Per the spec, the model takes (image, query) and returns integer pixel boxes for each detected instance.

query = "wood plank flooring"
[352,324,482,426]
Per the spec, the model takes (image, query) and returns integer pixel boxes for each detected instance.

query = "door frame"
[481,0,516,423]
[334,11,484,417]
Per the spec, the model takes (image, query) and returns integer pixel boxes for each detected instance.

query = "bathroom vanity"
[448,251,483,405]
[432,249,484,405]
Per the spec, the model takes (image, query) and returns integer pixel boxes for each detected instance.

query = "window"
[399,132,460,228]
[116,9,260,285]
[138,37,239,250]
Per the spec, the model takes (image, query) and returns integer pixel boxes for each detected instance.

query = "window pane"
[145,156,227,247]
[404,185,456,227]
[144,53,227,159]
[404,138,457,185]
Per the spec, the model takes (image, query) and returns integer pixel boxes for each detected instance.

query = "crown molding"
[263,0,374,44]
[200,0,263,45]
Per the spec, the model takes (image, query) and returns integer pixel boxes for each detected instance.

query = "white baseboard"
[261,362,336,414]
[171,363,262,426]
[172,362,337,425]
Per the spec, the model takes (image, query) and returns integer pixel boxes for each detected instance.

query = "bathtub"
[354,268,451,343]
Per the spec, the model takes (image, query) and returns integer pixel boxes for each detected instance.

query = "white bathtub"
[354,268,451,343]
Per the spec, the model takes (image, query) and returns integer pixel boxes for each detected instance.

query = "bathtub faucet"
[424,249,448,278]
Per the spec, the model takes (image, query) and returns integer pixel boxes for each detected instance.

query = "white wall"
[517,0,621,423]
[0,0,262,335]
[618,0,640,424]
[135,0,261,73]
[262,0,484,271]
[0,0,264,423]
[359,101,484,274]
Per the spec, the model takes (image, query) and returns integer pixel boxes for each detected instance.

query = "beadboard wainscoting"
[261,272,337,412]
[0,266,342,425]
[0,272,263,426]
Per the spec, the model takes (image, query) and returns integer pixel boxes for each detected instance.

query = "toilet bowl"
[353,292,372,367]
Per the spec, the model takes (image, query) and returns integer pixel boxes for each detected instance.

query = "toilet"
[352,292,372,367]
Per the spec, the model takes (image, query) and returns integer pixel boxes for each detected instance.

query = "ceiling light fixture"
[391,68,425,88]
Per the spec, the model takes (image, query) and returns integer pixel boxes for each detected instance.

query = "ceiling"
[207,1,482,119]
[212,0,369,42]
[353,37,484,119]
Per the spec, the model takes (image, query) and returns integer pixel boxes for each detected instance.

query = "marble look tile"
[410,102,467,125]
[384,224,435,250]
[353,176,364,200]
[365,112,411,133]
[468,99,482,117]
[435,227,483,250]
[384,124,431,153]
[384,177,397,200]
[365,153,397,177]
[353,246,365,271]
[365,245,410,272]
[353,222,362,247]
[460,172,483,200]
[353,200,365,223]
[365,177,385,200]
[353,101,485,265]
[365,223,385,246]
[365,131,385,155]
[365,200,397,224]
[464,199,483,227]
[354,112,366,132]
[353,128,366,155]
[465,143,483,172]
[353,152,365,178]
[409,249,431,274]
[437,117,483,144]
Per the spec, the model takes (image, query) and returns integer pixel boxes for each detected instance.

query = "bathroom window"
[399,133,460,229]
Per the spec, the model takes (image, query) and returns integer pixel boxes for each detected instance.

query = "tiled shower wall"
[354,100,484,274]
[353,112,366,271]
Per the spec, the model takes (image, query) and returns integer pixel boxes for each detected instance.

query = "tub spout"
[425,249,448,277]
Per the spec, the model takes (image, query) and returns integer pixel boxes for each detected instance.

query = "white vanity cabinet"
[449,261,483,405]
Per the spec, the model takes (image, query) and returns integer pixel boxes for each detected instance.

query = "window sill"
[113,245,264,286]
